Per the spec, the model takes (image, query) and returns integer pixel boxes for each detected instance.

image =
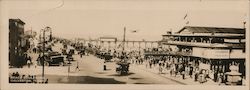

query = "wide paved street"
[55,54,183,84]
[9,43,183,84]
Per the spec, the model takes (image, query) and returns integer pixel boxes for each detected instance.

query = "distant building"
[24,30,37,48]
[9,19,27,67]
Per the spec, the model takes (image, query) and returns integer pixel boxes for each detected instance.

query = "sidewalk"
[130,63,222,85]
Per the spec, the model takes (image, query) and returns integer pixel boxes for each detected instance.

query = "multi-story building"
[145,26,245,84]
[9,19,26,67]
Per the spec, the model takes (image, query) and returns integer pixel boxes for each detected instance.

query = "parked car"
[45,56,64,66]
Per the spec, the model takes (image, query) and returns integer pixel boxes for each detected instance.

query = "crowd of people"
[38,39,243,85]
[143,55,212,84]
[75,44,241,85]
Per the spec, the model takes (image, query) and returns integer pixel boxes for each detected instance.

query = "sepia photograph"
[0,0,249,90]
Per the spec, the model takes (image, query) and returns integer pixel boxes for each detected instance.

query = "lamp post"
[40,26,51,82]
[40,29,45,81]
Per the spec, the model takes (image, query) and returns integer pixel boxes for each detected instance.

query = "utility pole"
[122,27,126,51]
[49,29,52,42]
[42,29,45,81]
[41,26,51,82]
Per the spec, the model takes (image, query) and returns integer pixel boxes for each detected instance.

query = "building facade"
[145,26,245,84]
[9,19,27,67]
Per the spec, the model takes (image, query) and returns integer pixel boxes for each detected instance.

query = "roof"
[9,19,25,25]
[162,33,245,39]
[162,41,245,49]
[99,37,117,39]
[177,26,245,34]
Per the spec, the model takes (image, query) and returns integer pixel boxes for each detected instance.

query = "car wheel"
[59,62,64,66]
[45,62,49,66]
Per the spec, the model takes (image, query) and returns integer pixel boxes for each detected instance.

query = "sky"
[6,0,248,41]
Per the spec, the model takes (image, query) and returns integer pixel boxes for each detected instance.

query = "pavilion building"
[144,26,246,84]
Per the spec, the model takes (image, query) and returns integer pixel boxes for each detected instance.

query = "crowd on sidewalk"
[38,39,244,85]
[139,56,215,84]
[76,43,244,85]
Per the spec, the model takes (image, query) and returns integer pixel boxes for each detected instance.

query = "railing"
[167,41,233,48]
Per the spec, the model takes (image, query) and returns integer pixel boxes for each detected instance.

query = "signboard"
[192,47,230,59]
[192,47,205,57]
[204,49,230,59]
[230,49,245,59]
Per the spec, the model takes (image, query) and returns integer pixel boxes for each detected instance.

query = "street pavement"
[8,42,186,84]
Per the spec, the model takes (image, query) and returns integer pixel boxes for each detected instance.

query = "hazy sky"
[6,0,248,41]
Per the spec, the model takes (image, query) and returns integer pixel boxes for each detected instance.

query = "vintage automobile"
[45,56,64,66]
[104,53,113,62]
[48,51,61,57]
[116,61,130,75]
[38,52,64,66]
[66,54,74,61]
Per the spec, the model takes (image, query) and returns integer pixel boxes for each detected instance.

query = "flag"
[184,13,188,20]
[117,43,122,48]
[131,30,138,33]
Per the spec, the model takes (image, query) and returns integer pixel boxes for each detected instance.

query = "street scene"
[7,0,247,86]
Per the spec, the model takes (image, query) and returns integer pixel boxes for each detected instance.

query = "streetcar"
[116,61,130,75]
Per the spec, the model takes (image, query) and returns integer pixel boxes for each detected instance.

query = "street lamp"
[40,26,51,83]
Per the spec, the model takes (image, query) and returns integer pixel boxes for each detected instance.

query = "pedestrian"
[159,62,163,74]
[33,48,36,53]
[149,60,152,69]
[205,70,210,82]
[27,59,31,68]
[37,55,41,65]
[181,70,185,79]
[34,59,37,68]
[145,59,149,68]
[169,63,172,76]
[75,61,80,72]
[80,51,83,58]
[180,65,185,79]
[194,68,199,82]
[174,64,179,77]
[103,61,107,71]
[214,71,218,82]
[198,69,205,84]
[189,66,193,78]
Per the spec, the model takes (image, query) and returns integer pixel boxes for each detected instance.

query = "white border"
[1,0,249,90]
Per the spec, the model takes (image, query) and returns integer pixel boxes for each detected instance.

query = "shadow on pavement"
[129,77,142,80]
[43,75,126,84]
[94,72,107,74]
[108,72,135,77]
[133,82,153,84]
